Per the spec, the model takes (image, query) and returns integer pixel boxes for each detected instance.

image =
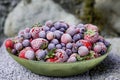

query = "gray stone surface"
[4,0,80,37]
[0,38,120,80]
[95,0,120,34]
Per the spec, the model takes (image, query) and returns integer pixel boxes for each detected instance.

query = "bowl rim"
[7,46,111,65]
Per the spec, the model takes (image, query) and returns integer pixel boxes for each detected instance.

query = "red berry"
[5,39,14,49]
[19,50,26,59]
[46,57,58,62]
[79,40,92,49]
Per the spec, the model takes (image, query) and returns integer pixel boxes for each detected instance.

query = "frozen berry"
[46,32,54,40]
[35,50,46,60]
[61,33,72,44]
[14,42,23,51]
[5,39,14,49]
[25,50,35,60]
[22,39,30,47]
[67,56,76,63]
[39,31,46,38]
[78,46,89,56]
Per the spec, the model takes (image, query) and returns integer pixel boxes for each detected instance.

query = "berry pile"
[5,21,111,63]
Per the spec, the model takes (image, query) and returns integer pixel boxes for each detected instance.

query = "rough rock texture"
[0,38,120,80]
[95,0,120,34]
[0,0,20,33]
[4,0,80,37]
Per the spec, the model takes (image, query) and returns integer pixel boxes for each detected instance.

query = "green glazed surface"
[8,49,110,77]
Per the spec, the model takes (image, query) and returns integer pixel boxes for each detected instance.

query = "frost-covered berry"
[66,27,76,36]
[54,30,63,39]
[67,56,76,63]
[66,49,72,56]
[94,45,102,53]
[78,46,89,56]
[23,32,32,39]
[31,38,48,51]
[45,20,53,27]
[85,24,98,32]
[14,42,23,51]
[35,49,46,60]
[22,39,30,47]
[55,49,68,62]
[30,27,41,39]
[51,39,59,45]
[48,43,55,50]
[61,33,72,44]
[24,27,30,33]
[39,31,46,38]
[25,50,35,60]
[46,32,54,40]
[56,44,62,49]
[66,43,73,49]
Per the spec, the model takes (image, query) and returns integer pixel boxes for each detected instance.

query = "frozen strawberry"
[46,56,58,62]
[5,39,14,49]
[31,38,48,51]
[84,30,99,43]
[30,27,42,39]
[19,47,33,59]
[85,24,98,32]
[78,40,92,49]
[55,49,68,62]
[94,42,107,55]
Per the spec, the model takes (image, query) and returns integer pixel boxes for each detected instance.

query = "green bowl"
[7,48,111,77]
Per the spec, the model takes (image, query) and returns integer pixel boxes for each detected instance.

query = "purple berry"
[78,46,89,56]
[56,44,62,49]
[25,50,35,60]
[48,43,55,50]
[66,43,73,49]
[104,40,111,47]
[50,27,56,32]
[66,27,76,36]
[66,49,72,56]
[62,47,66,50]
[54,22,60,29]
[61,43,66,47]
[67,56,76,62]
[73,34,81,42]
[14,42,23,51]
[22,39,30,47]
[51,39,59,45]
[46,32,54,40]
[12,49,17,55]
[39,31,46,38]
[76,24,84,28]
[76,41,82,47]
[61,33,72,44]
[24,27,30,33]
[54,30,62,39]
[24,32,31,39]
[59,22,68,30]
[36,50,46,60]
[45,20,53,27]
[59,28,65,32]
[43,26,50,31]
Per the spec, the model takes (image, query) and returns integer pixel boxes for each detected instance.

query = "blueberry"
[104,40,111,47]
[48,43,55,50]
[50,27,56,32]
[51,39,59,45]
[56,44,62,49]
[66,49,72,56]
[39,31,46,38]
[12,49,17,55]
[100,50,106,55]
[66,43,73,49]
[22,39,30,47]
